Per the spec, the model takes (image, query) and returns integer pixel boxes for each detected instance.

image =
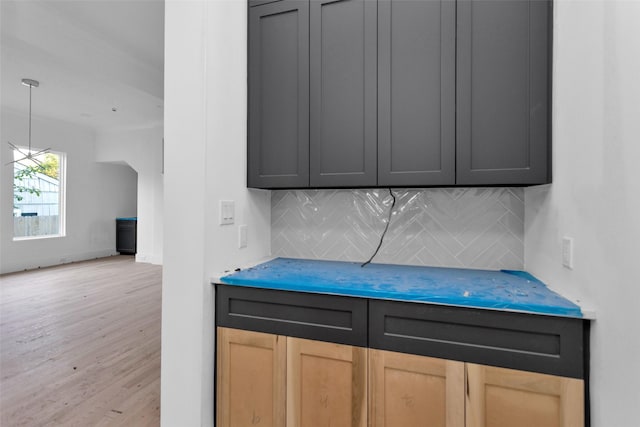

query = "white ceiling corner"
[1,0,165,132]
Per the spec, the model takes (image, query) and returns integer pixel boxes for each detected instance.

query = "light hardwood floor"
[0,256,161,426]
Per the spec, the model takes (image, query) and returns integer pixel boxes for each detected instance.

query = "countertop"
[217,257,586,318]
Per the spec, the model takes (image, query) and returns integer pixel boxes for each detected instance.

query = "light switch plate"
[219,200,235,225]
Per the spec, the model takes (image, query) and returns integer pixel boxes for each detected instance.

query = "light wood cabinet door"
[216,327,286,427]
[369,349,465,427]
[465,364,584,427]
[287,337,367,427]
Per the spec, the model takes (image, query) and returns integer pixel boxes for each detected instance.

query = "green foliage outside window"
[13,153,60,205]
[39,153,59,179]
[14,165,43,203]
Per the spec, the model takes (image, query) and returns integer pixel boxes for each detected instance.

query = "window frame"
[12,148,67,241]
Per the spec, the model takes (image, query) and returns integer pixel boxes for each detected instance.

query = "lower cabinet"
[216,328,366,427]
[287,337,367,427]
[465,364,584,427]
[369,349,465,427]
[216,328,285,427]
[217,328,584,427]
[115,218,137,254]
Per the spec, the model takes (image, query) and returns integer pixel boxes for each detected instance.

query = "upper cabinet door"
[378,0,456,187]
[248,0,309,188]
[456,0,551,186]
[310,0,377,188]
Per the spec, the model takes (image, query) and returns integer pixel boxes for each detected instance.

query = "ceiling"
[1,0,164,132]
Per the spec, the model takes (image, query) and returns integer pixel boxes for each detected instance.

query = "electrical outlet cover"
[562,236,574,269]
[239,225,248,248]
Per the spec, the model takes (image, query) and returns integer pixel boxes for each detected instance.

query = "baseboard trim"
[1,249,120,275]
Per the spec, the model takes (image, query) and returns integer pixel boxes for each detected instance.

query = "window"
[12,148,66,239]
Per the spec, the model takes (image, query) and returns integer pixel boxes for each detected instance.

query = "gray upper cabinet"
[378,0,456,187]
[247,0,552,189]
[248,0,309,188]
[456,0,551,185]
[309,0,377,188]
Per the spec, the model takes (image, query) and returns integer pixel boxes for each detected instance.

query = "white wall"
[96,126,164,265]
[162,0,640,425]
[525,1,640,425]
[162,1,270,425]
[0,109,137,273]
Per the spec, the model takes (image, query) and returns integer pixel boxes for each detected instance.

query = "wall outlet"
[219,200,235,225]
[239,225,248,249]
[562,236,574,269]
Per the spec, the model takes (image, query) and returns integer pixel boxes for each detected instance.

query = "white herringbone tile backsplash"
[271,188,524,270]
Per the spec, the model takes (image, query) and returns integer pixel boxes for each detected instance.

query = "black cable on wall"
[361,188,396,268]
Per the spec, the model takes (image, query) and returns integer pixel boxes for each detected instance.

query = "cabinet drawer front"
[369,300,585,378]
[216,285,368,347]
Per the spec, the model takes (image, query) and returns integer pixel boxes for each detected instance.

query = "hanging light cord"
[362,188,396,268]
[28,84,32,152]
[6,79,50,166]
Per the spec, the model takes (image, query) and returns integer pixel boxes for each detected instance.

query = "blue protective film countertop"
[219,258,583,318]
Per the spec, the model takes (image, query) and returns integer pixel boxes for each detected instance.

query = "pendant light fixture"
[6,78,51,166]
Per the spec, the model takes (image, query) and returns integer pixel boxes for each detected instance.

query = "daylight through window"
[13,148,66,239]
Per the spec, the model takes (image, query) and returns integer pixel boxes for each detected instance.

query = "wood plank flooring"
[0,256,161,426]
